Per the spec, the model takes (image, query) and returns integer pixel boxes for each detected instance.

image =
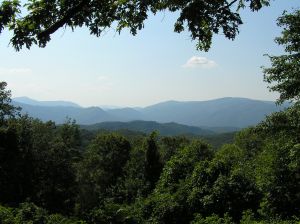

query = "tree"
[76,134,131,213]
[0,0,270,51]
[263,10,300,104]
[186,144,262,222]
[259,9,300,217]
[116,147,148,203]
[0,202,87,224]
[0,82,19,125]
[253,104,300,218]
[138,140,213,223]
[0,116,80,214]
[0,120,27,205]
[58,118,82,149]
[144,131,162,190]
[31,122,79,215]
[160,136,190,164]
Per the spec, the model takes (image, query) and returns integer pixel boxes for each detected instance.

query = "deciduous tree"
[0,82,19,125]
[263,10,300,104]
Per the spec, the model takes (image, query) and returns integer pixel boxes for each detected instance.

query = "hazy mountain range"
[13,96,81,108]
[12,96,289,130]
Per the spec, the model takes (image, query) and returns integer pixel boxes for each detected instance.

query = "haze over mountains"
[12,97,289,130]
[13,96,81,108]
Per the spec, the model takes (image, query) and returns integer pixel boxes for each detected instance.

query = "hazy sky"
[0,0,299,107]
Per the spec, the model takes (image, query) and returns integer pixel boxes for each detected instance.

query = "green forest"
[1,1,300,223]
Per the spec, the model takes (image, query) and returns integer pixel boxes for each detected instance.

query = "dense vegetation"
[1,8,299,224]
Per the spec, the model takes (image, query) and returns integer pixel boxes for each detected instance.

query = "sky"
[0,0,299,107]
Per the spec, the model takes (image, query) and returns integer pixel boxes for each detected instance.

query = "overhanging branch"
[226,0,239,9]
[37,1,89,40]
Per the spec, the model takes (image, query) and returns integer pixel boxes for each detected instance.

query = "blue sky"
[0,0,299,107]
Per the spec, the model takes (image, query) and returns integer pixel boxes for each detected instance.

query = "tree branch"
[37,1,89,40]
[225,0,239,9]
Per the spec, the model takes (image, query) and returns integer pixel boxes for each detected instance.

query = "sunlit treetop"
[0,0,270,51]
[0,81,20,125]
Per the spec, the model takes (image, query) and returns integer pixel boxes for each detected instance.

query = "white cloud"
[97,75,109,82]
[95,76,113,91]
[182,56,217,69]
[0,67,32,75]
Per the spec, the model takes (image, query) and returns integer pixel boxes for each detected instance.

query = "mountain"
[12,97,289,129]
[81,120,214,136]
[108,108,144,121]
[141,97,289,128]
[13,102,114,124]
[13,96,81,108]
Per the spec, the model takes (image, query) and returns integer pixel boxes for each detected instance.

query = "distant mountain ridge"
[141,97,290,128]
[12,97,289,130]
[12,101,113,124]
[81,120,214,136]
[13,96,81,108]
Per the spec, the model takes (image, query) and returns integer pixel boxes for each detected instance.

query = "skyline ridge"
[12,96,289,128]
[13,96,282,109]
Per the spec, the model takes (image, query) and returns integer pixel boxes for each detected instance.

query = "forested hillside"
[81,120,214,136]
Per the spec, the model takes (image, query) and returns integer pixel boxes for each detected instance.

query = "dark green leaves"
[0,0,270,51]
[0,0,20,33]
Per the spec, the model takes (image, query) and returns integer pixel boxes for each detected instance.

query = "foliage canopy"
[0,0,270,51]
